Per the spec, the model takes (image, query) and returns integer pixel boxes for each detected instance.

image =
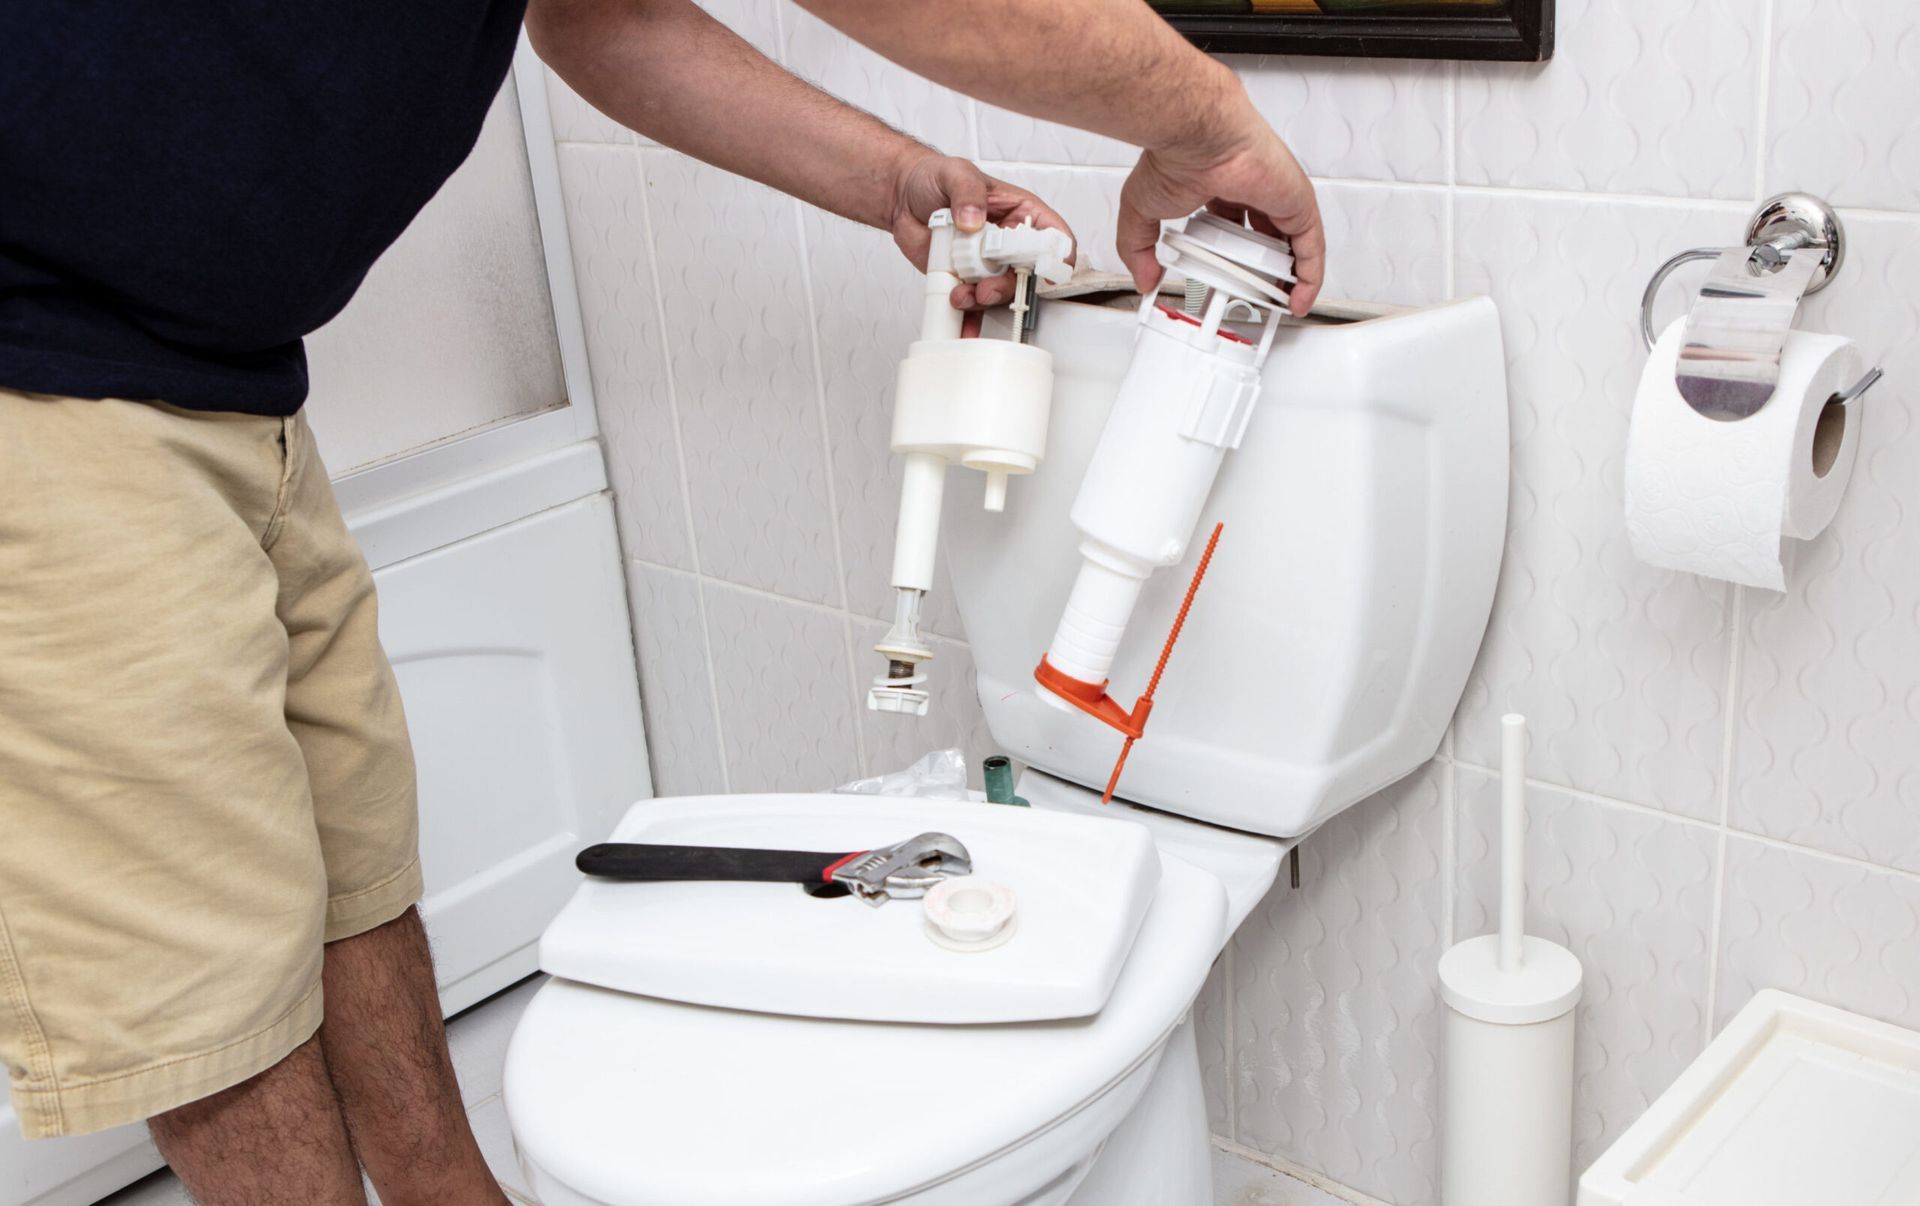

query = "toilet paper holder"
[1640,191,1883,422]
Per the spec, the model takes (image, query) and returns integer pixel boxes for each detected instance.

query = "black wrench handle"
[575,842,863,885]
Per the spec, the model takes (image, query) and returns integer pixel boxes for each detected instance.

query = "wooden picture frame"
[1155,0,1554,62]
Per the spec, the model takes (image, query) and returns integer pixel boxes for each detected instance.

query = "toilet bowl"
[503,771,1284,1206]
[504,288,1509,1205]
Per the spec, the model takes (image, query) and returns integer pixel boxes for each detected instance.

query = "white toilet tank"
[944,293,1508,838]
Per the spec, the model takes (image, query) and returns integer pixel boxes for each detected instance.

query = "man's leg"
[318,908,506,1205]
[149,1037,366,1206]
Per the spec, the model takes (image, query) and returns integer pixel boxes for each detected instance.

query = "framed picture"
[1153,0,1554,62]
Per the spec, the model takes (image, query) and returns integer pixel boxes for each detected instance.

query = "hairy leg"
[319,908,506,1206]
[149,1036,366,1206]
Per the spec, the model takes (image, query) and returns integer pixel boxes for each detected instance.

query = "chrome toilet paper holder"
[1640,191,1883,422]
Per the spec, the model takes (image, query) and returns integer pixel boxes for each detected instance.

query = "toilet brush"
[1439,714,1583,1206]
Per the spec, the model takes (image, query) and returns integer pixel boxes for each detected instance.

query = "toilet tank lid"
[538,794,1169,1024]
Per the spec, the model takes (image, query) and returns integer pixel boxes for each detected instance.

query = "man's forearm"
[793,0,1246,160]
[527,0,923,230]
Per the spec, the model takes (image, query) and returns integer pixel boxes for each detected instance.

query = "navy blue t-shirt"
[0,3,529,415]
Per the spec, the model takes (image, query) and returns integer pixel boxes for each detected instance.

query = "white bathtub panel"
[375,492,650,1011]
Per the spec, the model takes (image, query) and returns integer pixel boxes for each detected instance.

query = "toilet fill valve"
[869,209,1074,717]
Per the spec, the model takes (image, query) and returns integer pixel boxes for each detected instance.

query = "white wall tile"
[1767,0,1920,212]
[557,144,692,570]
[784,8,974,155]
[1458,0,1765,200]
[1315,180,1448,306]
[1454,771,1716,1174]
[1452,192,1742,819]
[703,582,862,791]
[1716,836,1920,1030]
[642,151,843,604]
[1229,762,1447,1206]
[1196,956,1233,1137]
[628,563,728,796]
[1733,212,1920,872]
[1235,55,1451,185]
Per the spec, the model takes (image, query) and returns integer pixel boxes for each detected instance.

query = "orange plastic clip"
[1032,522,1225,804]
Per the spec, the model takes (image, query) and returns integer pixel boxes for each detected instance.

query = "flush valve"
[869,209,1074,716]
[1034,212,1294,778]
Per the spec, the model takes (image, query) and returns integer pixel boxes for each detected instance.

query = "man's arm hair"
[526,0,924,231]
[793,0,1245,164]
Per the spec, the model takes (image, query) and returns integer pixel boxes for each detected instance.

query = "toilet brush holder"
[1439,714,1582,1206]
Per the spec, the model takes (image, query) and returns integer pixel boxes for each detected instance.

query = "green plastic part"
[982,755,1028,807]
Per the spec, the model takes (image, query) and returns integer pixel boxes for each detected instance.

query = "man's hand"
[795,0,1328,316]
[1118,121,1325,317]
[888,153,1075,310]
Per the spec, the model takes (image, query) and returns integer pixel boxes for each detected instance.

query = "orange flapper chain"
[1101,522,1225,804]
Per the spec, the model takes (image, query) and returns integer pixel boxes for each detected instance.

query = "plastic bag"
[833,748,969,800]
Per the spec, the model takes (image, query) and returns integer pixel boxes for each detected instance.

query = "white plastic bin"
[1580,990,1920,1205]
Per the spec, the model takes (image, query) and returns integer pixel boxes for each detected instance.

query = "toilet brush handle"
[576,842,860,885]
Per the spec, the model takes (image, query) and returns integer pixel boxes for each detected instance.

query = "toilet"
[503,289,1510,1205]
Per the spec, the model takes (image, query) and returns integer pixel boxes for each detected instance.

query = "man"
[0,0,1321,1201]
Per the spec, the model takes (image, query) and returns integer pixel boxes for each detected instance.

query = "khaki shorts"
[0,389,422,1139]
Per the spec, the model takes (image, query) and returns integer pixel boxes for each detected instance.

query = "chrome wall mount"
[1640,192,1880,422]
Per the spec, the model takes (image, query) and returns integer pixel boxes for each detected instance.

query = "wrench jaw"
[829,832,973,907]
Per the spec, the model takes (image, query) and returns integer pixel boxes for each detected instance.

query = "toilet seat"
[503,850,1226,1206]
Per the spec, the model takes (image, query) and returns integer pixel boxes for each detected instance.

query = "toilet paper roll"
[1625,318,1864,591]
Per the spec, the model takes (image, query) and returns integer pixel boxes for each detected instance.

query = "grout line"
[767,0,790,68]
[842,614,874,774]
[1705,584,1747,1042]
[1451,753,1920,887]
[785,191,870,770]
[1210,1136,1394,1206]
[1446,59,1459,191]
[1223,942,1237,1145]
[1450,761,1719,831]
[632,557,973,650]
[785,202,850,621]
[624,146,732,792]
[1442,754,1458,948]
[1752,0,1777,205]
[975,158,1133,178]
[688,576,733,793]
[1446,182,1749,212]
[1443,60,1458,299]
[972,159,1847,221]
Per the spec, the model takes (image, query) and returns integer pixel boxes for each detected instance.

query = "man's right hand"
[1117,107,1325,318]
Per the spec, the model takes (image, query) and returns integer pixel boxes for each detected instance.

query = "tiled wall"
[538,0,1919,1200]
